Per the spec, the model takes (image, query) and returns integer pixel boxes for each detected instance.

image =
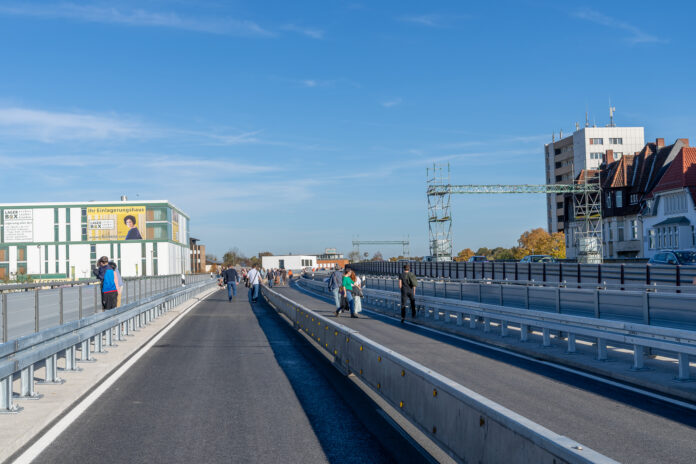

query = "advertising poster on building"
[87,206,147,241]
[172,210,179,243]
[3,209,33,242]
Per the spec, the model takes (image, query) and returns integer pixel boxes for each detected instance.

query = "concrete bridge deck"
[22,289,425,464]
[281,282,696,464]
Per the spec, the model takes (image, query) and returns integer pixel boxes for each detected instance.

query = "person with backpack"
[398,264,418,323]
[247,264,261,304]
[109,261,124,307]
[327,265,343,312]
[101,264,119,310]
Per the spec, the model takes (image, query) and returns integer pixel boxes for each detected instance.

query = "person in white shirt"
[247,264,262,304]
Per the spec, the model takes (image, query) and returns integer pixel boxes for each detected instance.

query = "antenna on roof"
[609,99,616,127]
[585,111,589,128]
[575,122,579,131]
[559,129,563,138]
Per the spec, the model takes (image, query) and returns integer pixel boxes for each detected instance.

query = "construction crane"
[426,165,602,264]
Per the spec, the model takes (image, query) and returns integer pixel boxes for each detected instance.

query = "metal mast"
[426,163,453,261]
[352,239,410,258]
[426,182,603,264]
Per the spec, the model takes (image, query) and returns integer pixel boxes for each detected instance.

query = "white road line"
[13,291,213,464]
[294,281,696,412]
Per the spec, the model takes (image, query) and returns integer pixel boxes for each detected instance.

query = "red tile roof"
[652,147,696,205]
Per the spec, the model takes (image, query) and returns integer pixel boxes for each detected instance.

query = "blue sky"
[0,1,693,258]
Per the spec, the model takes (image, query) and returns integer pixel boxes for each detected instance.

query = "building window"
[616,191,623,208]
[614,152,623,158]
[617,222,625,241]
[589,138,604,145]
[606,193,612,208]
[649,229,656,249]
[674,226,679,248]
[630,194,639,205]
[631,220,638,240]
[609,138,623,144]
[589,152,604,160]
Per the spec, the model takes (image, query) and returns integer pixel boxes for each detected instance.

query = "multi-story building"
[315,248,349,269]
[189,237,207,273]
[565,138,689,260]
[0,199,190,280]
[642,146,696,257]
[545,125,645,233]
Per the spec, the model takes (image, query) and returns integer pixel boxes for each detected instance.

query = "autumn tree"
[454,248,475,262]
[371,251,383,261]
[223,247,246,267]
[514,228,566,259]
[348,250,361,263]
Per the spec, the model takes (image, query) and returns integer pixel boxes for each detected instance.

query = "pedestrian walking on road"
[93,256,110,309]
[350,269,363,314]
[101,265,119,310]
[223,266,239,301]
[247,264,261,303]
[327,265,343,312]
[337,268,357,318]
[398,264,418,323]
[109,261,123,307]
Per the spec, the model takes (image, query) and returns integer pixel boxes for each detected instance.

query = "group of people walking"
[92,256,124,310]
[328,263,418,323]
[217,263,286,304]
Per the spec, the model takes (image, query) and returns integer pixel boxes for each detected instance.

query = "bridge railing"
[0,274,211,343]
[263,284,615,464]
[298,277,696,382]
[0,278,216,413]
[350,261,696,288]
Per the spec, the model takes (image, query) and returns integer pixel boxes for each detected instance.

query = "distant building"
[261,255,316,270]
[189,237,206,273]
[642,145,696,257]
[315,248,349,269]
[545,125,645,233]
[0,199,190,280]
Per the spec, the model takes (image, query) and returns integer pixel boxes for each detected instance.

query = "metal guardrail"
[356,275,696,332]
[351,261,696,288]
[0,274,211,343]
[298,278,696,381]
[262,285,615,464]
[0,278,216,413]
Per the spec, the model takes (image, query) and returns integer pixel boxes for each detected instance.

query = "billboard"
[87,206,147,241]
[3,209,33,242]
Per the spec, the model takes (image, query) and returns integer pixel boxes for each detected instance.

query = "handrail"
[0,279,216,413]
[263,285,616,464]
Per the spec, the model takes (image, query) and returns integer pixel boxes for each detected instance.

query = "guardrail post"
[500,320,508,337]
[469,313,476,329]
[106,327,114,346]
[492,263,495,280]
[520,324,528,342]
[542,328,551,346]
[597,264,602,284]
[676,265,681,292]
[558,264,563,283]
[677,353,691,381]
[38,354,64,384]
[483,317,490,332]
[577,263,581,284]
[80,338,95,362]
[477,284,482,303]
[2,293,7,343]
[34,288,39,333]
[566,334,576,353]
[620,264,625,287]
[95,331,105,353]
[1,375,21,413]
[632,345,645,370]
[528,263,532,281]
[524,286,530,309]
[514,262,518,281]
[542,263,546,282]
[64,345,80,371]
[597,339,607,361]
[456,312,462,325]
[556,288,561,313]
[646,264,651,285]
[19,365,42,399]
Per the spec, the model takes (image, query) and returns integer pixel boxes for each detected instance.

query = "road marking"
[294,281,696,413]
[13,290,214,464]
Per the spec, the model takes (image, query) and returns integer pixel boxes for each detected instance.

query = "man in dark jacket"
[327,265,343,312]
[398,264,418,323]
[223,266,239,301]
[92,256,110,309]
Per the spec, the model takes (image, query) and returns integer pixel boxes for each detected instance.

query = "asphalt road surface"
[31,289,428,464]
[283,282,696,464]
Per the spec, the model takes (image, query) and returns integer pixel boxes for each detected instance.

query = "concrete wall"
[262,255,317,270]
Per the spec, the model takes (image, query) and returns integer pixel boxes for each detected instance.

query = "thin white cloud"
[282,24,325,39]
[145,157,278,174]
[381,98,402,108]
[573,9,666,44]
[397,14,469,28]
[0,107,149,142]
[0,3,272,37]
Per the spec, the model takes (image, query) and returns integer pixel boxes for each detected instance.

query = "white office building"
[545,125,645,233]
[0,200,190,280]
[261,255,316,270]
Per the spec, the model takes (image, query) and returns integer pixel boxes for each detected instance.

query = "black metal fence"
[350,261,696,287]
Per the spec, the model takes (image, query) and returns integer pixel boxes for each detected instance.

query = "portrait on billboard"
[87,206,147,241]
